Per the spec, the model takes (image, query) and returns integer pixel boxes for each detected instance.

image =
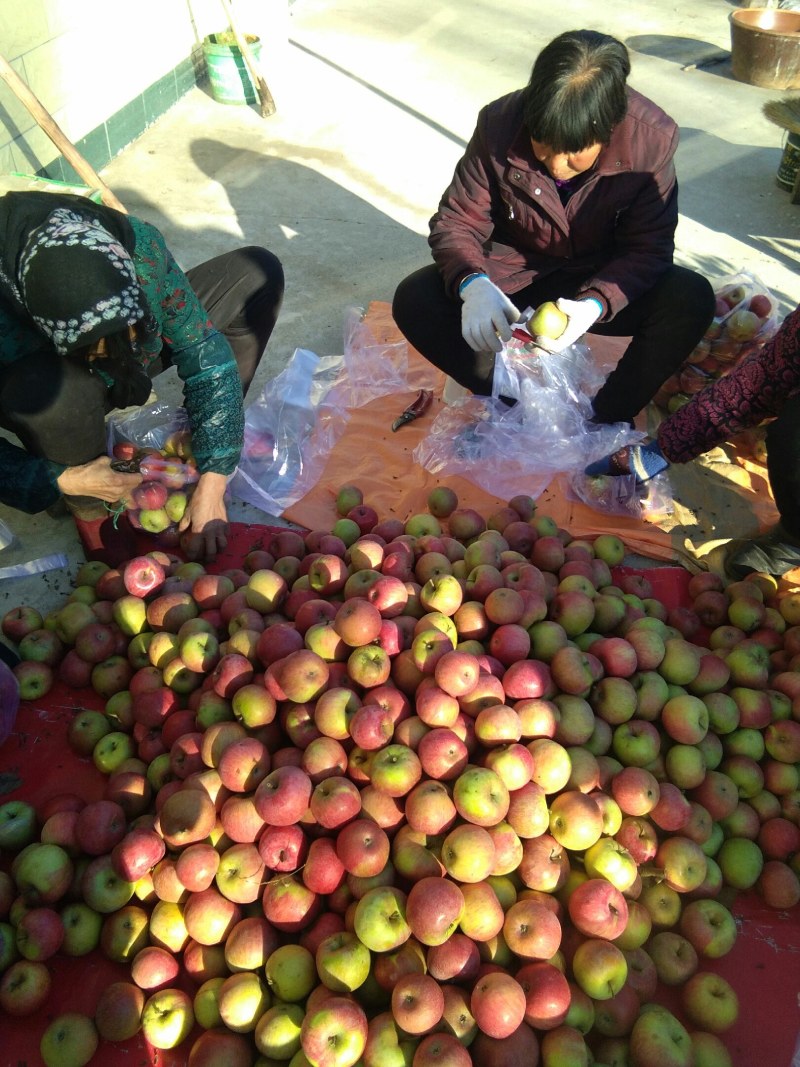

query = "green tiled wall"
[37,54,204,185]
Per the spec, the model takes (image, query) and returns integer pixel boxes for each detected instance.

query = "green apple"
[60,903,102,956]
[315,931,371,993]
[264,943,317,1003]
[193,976,225,1029]
[0,800,38,852]
[529,300,568,339]
[217,970,270,1033]
[40,1012,98,1067]
[93,731,136,774]
[254,1000,305,1060]
[141,987,194,1049]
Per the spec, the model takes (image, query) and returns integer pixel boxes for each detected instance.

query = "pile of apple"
[111,428,199,544]
[1,482,799,1067]
[653,281,779,420]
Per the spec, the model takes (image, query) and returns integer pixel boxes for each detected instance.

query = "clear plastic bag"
[654,271,780,413]
[229,307,414,517]
[0,518,16,552]
[567,471,674,520]
[106,403,199,541]
[415,339,641,499]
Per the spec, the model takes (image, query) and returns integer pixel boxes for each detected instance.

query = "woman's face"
[530,140,602,182]
[84,324,138,363]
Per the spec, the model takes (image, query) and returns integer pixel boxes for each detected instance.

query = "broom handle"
[218,0,276,117]
[0,52,127,213]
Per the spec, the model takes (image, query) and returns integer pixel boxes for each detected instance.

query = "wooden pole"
[0,52,127,214]
[219,0,276,118]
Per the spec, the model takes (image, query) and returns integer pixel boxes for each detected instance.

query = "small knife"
[392,388,433,431]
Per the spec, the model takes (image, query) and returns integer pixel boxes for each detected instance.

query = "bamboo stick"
[219,0,276,118]
[0,52,126,213]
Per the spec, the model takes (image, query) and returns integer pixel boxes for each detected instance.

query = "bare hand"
[56,456,142,505]
[178,472,229,560]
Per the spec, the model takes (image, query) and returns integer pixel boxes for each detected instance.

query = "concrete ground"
[2,0,800,621]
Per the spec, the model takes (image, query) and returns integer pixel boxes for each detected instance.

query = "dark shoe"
[724,523,800,580]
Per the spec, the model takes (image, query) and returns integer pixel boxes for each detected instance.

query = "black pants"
[766,392,800,536]
[0,246,284,468]
[392,263,715,424]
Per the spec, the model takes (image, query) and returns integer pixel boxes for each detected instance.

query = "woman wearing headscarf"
[0,190,284,563]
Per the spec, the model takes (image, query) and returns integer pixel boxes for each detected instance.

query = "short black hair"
[522,30,631,151]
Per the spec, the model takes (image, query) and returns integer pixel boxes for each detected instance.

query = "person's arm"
[576,124,680,319]
[658,307,800,462]
[0,438,63,514]
[0,440,140,514]
[428,109,499,297]
[132,221,244,557]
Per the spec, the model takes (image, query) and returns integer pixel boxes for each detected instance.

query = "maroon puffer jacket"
[429,87,679,319]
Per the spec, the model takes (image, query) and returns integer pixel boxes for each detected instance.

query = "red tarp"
[1,526,798,1066]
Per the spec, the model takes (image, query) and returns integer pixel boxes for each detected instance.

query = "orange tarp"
[283,302,787,582]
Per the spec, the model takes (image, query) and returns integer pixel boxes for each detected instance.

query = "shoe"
[724,522,800,580]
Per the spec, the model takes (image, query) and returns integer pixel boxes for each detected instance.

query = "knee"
[392,265,446,331]
[240,246,285,294]
[668,267,716,322]
[392,274,416,328]
[766,394,800,451]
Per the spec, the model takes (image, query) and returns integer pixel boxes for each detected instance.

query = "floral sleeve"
[130,219,244,476]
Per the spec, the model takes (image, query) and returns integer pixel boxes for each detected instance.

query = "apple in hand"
[529,300,568,340]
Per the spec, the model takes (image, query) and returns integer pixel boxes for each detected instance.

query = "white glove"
[534,297,602,353]
[460,276,521,353]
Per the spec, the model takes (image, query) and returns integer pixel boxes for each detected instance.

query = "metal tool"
[110,457,142,474]
[392,388,433,431]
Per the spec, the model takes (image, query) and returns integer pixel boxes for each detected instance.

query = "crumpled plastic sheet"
[0,518,16,552]
[415,339,646,503]
[229,307,410,517]
[0,553,69,578]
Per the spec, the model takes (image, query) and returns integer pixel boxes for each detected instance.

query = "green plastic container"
[203,33,262,106]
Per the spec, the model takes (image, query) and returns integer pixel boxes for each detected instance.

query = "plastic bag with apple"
[567,470,674,520]
[653,271,780,415]
[106,402,199,545]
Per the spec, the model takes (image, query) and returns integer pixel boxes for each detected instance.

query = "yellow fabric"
[283,302,797,588]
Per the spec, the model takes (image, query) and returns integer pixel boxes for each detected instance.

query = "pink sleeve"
[657,306,800,463]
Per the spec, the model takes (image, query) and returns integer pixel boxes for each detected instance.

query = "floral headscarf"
[18,205,152,355]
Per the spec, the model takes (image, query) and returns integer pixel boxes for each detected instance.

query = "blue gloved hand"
[585,440,669,485]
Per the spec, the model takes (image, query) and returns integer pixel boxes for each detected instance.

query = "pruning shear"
[392,388,433,432]
[110,457,142,474]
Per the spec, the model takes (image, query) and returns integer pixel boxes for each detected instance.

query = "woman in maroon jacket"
[392,29,715,425]
[587,305,800,580]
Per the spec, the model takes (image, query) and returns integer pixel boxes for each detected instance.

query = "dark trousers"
[392,263,715,424]
[766,394,800,536]
[0,245,284,468]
